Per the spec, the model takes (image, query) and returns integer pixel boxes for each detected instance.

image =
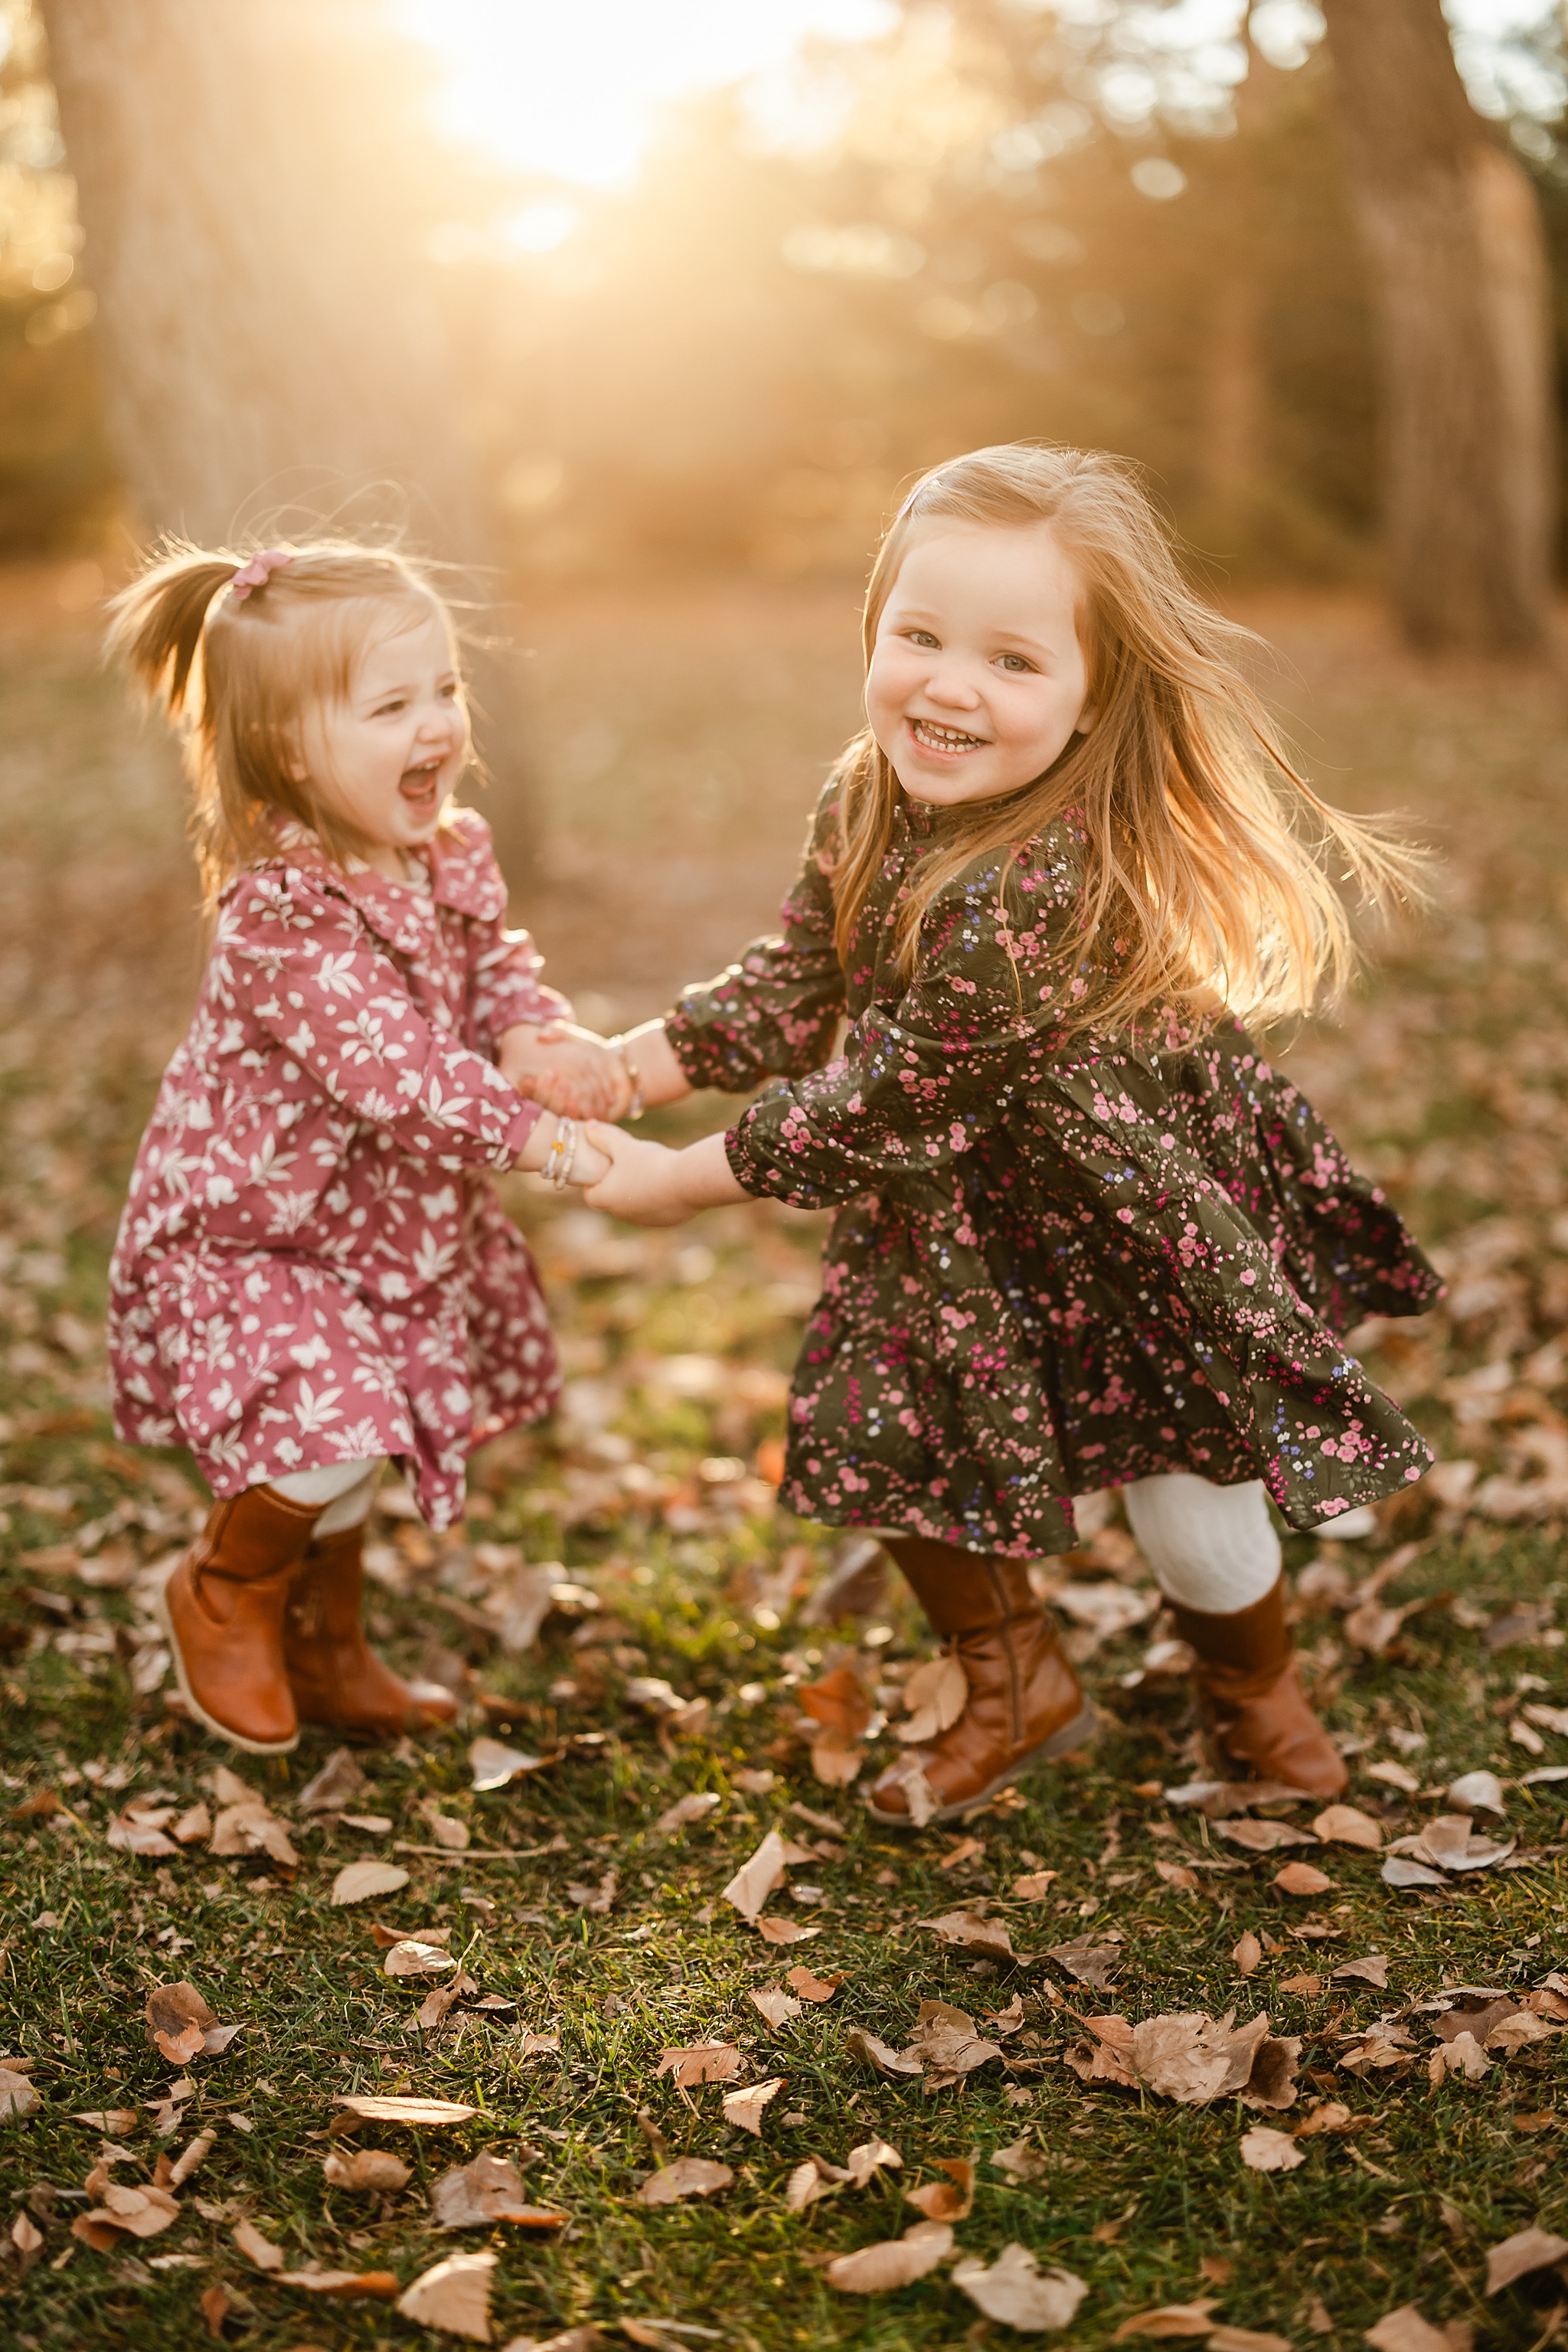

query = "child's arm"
[580,1125,746,1226]
[514,1111,613,1187]
[496,1021,632,1120]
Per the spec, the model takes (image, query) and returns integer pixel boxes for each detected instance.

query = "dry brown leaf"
[824,2218,953,2295]
[991,2137,1050,2182]
[1428,2033,1490,2086]
[785,1965,845,2003]
[1043,1937,1121,1992]
[1216,1818,1318,1853]
[430,2152,566,2233]
[1365,1759,1423,1795]
[209,1795,297,1867]
[331,1860,410,1908]
[384,1938,460,1980]
[1485,2224,1568,2294]
[920,1908,1018,1962]
[144,1982,234,2066]
[1130,2011,1272,2106]
[656,2043,742,2087]
[331,2095,479,2126]
[809,1734,866,1787]
[77,2181,181,2243]
[171,1802,211,1845]
[298,1746,366,1812]
[232,2216,284,2270]
[873,1753,937,1826]
[1157,1860,1200,1892]
[1273,1861,1333,1896]
[566,1870,617,1914]
[845,2135,903,2186]
[722,1828,789,1923]
[1312,1804,1383,1851]
[906,2157,974,2221]
[1406,1814,1516,1872]
[1294,2100,1356,2137]
[276,2266,400,2297]
[1239,2125,1305,2173]
[845,2024,924,2078]
[786,2154,852,2210]
[731,1768,776,1795]
[1208,2330,1294,2352]
[951,2243,1088,2331]
[0,2065,41,2119]
[107,1806,178,1859]
[396,2247,496,2342]
[654,1792,721,1836]
[1364,2308,1457,2352]
[1013,1868,1060,1899]
[635,2157,733,2206]
[1111,2301,1219,2340]
[906,1998,1004,2088]
[756,1916,821,1945]
[469,1736,552,1792]
[1332,1954,1390,1989]
[721,2076,785,2136]
[1233,1932,1263,1976]
[750,1985,803,2030]
[421,1808,470,1853]
[323,2148,412,2193]
[798,1663,874,1742]
[168,2128,216,2187]
[895,1652,969,1745]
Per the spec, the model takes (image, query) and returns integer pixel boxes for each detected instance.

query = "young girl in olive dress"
[585,443,1440,1825]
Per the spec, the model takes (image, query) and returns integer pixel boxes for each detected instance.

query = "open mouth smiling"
[909,716,989,755]
[399,754,446,805]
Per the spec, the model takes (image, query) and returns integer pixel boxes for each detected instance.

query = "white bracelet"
[545,1117,579,1191]
[609,1034,645,1121]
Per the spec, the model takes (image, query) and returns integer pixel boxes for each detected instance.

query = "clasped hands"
[501,1018,743,1222]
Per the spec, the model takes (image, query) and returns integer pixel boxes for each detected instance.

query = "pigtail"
[106,541,247,724]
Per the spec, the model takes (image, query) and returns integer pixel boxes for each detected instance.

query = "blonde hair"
[106,537,462,906]
[833,443,1423,1034]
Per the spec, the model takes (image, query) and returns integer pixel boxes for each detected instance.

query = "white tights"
[270,1456,387,1536]
[1120,1473,1281,1615]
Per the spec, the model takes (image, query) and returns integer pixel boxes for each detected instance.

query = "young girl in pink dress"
[106,541,616,1756]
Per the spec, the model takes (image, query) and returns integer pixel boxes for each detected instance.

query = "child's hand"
[497,1022,632,1121]
[515,1112,612,1188]
[580,1123,748,1225]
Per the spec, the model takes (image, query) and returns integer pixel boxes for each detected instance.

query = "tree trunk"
[1320,0,1555,652]
[38,0,536,845]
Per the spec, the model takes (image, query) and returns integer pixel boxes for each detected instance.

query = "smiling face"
[296,600,468,878]
[864,520,1094,808]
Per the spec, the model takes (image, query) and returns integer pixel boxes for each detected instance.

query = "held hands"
[497,1021,634,1122]
[580,1123,748,1226]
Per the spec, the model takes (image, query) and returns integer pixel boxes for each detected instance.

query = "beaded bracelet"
[545,1116,579,1191]
[609,1034,645,1120]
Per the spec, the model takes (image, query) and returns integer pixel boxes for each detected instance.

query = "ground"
[0,568,1564,2351]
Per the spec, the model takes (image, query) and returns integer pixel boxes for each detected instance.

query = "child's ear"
[1074,702,1098,737]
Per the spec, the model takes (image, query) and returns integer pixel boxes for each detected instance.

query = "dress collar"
[253,806,505,954]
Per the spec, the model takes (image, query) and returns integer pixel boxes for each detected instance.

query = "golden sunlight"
[399,0,893,187]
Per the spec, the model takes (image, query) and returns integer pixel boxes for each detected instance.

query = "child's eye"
[996,653,1035,673]
[904,629,940,649]
[372,697,407,717]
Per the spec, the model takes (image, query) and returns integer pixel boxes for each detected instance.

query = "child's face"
[865,521,1093,808]
[301,602,468,867]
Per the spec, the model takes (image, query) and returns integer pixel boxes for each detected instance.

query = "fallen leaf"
[846,2025,924,2079]
[331,1860,410,1907]
[168,2128,217,2187]
[1112,2303,1219,2341]
[654,1792,721,1836]
[750,1985,803,2030]
[1239,2125,1305,2173]
[421,1807,470,1853]
[785,1966,845,2003]
[1523,1700,1568,1736]
[895,1652,968,1745]
[71,2108,139,2134]
[209,1795,297,1867]
[721,2076,785,2136]
[906,2157,974,2221]
[786,2154,852,2210]
[145,1983,234,2066]
[1216,1818,1318,1852]
[1485,2224,1568,2294]
[430,2153,566,2232]
[845,2135,903,2186]
[723,1828,789,1923]
[1233,1932,1263,1976]
[232,2216,284,2270]
[636,2158,733,2206]
[107,1805,178,1858]
[1447,1770,1506,1815]
[1364,2308,1456,2352]
[1273,1861,1334,1896]
[991,2138,1050,2182]
[0,2066,41,2118]
[565,1870,617,1914]
[396,2247,497,2341]
[1044,1938,1121,1992]
[1382,1857,1447,1889]
[1428,2032,1489,2086]
[1333,1955,1390,1989]
[198,2282,228,2337]
[982,1994,1027,2037]
[1208,2331,1294,2352]
[799,1662,874,1742]
[1365,1759,1422,1795]
[824,2218,953,2294]
[384,1938,460,1980]
[1013,1869,1060,1899]
[323,2148,412,2192]
[656,2044,742,2087]
[906,1998,1004,2088]
[756,1916,821,1946]
[469,1737,550,1792]
[1130,2011,1273,2106]
[920,1909,1018,1962]
[731,1769,776,1795]
[1294,2100,1355,2136]
[1407,1813,1514,1871]
[331,2096,479,2126]
[872,1754,936,1826]
[1156,1860,1200,1893]
[1312,1805,1383,1851]
[76,2181,181,2242]
[276,2267,400,2297]
[951,2242,1088,2331]
[171,1802,211,1845]
[298,1747,366,1812]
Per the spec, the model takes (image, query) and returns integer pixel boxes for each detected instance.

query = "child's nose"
[925,664,982,709]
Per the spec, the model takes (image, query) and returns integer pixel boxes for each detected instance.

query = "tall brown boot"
[158,1485,320,1754]
[1170,1576,1347,1797]
[284,1522,459,1740]
[866,1537,1094,1827]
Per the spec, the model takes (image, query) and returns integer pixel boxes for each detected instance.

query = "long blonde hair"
[833,443,1422,1034]
[106,537,463,907]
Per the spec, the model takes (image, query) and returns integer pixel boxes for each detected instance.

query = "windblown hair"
[106,537,462,906]
[832,443,1424,1034]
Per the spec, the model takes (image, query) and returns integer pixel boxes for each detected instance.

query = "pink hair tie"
[229,549,292,600]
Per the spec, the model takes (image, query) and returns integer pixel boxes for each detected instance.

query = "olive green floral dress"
[664,786,1441,1560]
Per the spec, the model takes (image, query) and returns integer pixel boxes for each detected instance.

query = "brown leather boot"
[866,1537,1094,1827]
[284,1522,459,1740]
[1170,1576,1348,1797]
[158,1485,319,1754]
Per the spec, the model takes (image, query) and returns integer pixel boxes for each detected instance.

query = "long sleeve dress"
[665,785,1442,1560]
[108,808,560,1528]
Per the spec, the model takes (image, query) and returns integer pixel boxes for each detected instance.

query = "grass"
[0,568,1564,2350]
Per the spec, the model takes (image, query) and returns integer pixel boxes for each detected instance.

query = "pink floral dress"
[108,808,560,1527]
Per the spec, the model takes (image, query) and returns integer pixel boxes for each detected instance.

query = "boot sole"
[864,1699,1098,1828]
[156,1578,299,1757]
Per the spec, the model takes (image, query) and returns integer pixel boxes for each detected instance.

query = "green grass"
[0,575,1565,2349]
